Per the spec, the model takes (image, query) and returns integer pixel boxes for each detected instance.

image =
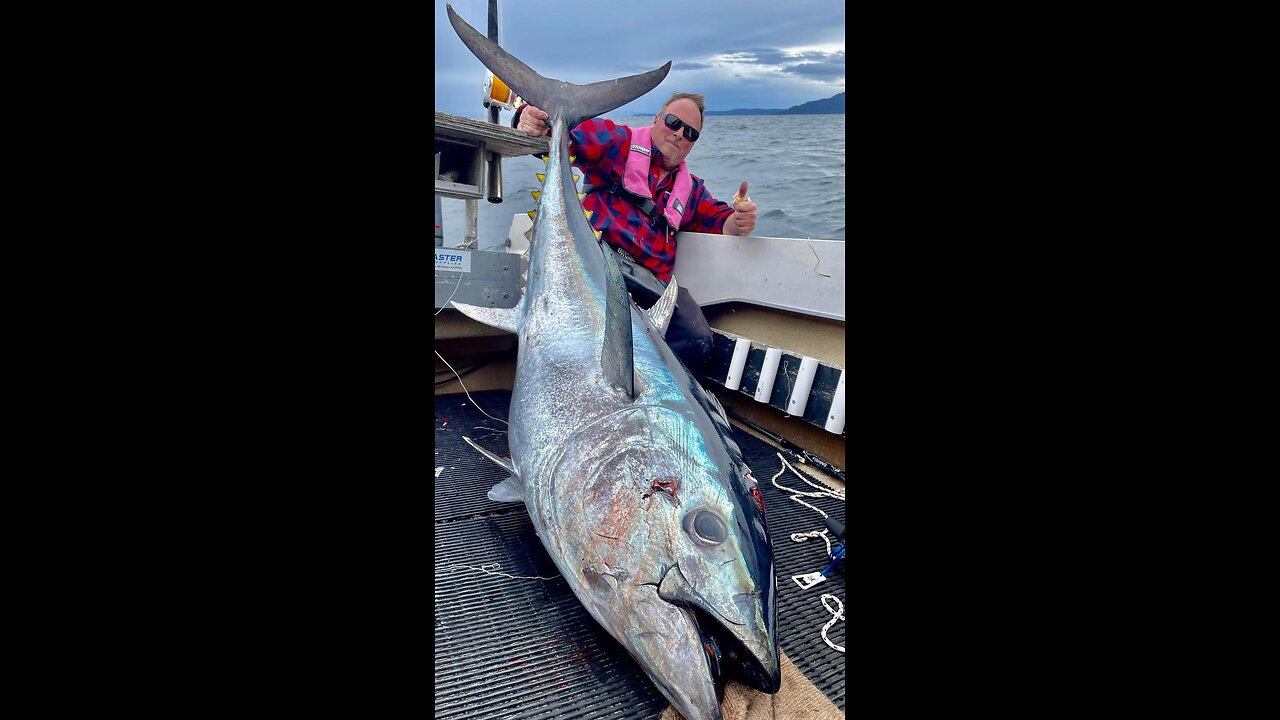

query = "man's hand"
[726,180,757,236]
[516,105,551,137]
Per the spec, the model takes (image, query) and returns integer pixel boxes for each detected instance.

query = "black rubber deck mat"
[435,390,846,719]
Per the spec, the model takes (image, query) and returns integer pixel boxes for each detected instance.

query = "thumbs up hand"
[727,180,757,236]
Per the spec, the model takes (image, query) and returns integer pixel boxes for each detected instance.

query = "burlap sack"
[660,651,843,720]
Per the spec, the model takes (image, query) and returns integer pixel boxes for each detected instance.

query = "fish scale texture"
[435,391,845,718]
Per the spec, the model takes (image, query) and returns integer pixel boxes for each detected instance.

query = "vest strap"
[583,183,658,218]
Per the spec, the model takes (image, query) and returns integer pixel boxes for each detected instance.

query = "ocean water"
[437,114,845,249]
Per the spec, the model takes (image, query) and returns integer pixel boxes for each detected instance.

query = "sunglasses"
[660,113,700,143]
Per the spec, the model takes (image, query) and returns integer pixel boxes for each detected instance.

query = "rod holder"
[786,356,820,417]
[724,337,751,391]
[824,369,846,434]
[486,152,503,204]
[755,347,783,402]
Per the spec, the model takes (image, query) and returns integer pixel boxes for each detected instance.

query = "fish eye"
[684,508,728,545]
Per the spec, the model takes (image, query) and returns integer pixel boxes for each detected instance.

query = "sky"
[435,0,845,121]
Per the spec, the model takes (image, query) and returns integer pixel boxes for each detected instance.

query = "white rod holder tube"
[755,347,783,402]
[824,368,846,434]
[724,337,751,391]
[786,356,820,417]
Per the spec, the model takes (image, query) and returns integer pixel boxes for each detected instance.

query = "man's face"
[651,98,701,169]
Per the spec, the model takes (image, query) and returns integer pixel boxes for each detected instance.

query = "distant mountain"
[783,92,845,114]
[704,107,786,116]
[705,92,845,116]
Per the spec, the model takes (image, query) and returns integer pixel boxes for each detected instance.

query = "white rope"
[791,529,833,557]
[439,562,560,582]
[770,452,842,521]
[820,594,845,653]
[775,448,846,656]
[435,350,508,426]
[773,453,845,500]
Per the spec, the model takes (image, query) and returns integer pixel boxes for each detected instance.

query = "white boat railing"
[670,232,843,322]
[503,214,844,323]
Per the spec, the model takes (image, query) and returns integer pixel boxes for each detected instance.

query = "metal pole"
[463,198,479,249]
[485,0,503,205]
[486,155,503,205]
[488,0,501,124]
[435,152,445,247]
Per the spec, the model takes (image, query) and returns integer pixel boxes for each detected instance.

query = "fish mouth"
[658,562,781,694]
[626,583,724,720]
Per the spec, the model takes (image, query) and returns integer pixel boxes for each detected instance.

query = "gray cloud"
[797,50,844,62]
[781,61,845,78]
[744,48,790,65]
[437,0,844,115]
[725,48,845,77]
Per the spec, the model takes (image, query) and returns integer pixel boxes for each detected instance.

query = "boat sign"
[435,249,472,273]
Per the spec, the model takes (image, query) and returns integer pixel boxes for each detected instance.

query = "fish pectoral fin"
[450,298,523,334]
[463,438,524,503]
[486,475,525,503]
[463,436,516,475]
[645,276,679,335]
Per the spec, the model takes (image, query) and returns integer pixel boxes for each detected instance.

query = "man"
[512,92,757,377]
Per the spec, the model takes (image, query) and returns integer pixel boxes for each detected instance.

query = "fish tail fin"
[447,5,671,129]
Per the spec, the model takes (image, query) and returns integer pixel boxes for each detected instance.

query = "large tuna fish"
[445,7,779,719]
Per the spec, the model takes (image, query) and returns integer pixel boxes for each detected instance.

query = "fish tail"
[446,4,671,129]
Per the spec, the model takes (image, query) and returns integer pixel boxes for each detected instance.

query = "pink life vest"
[624,125,694,231]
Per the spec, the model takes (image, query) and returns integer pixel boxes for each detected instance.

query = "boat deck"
[434,390,846,719]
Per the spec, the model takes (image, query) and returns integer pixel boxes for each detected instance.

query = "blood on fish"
[749,486,766,514]
[642,477,680,510]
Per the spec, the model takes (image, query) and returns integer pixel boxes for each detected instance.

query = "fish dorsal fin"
[645,276,679,336]
[464,436,517,475]
[450,297,524,334]
[600,247,635,399]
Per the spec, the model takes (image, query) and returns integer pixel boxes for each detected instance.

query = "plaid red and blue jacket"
[523,114,733,284]
[569,118,732,283]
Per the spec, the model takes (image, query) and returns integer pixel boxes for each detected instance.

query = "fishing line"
[469,426,508,442]
[435,269,466,317]
[820,594,845,653]
[809,244,832,279]
[435,361,488,388]
[435,361,484,377]
[440,562,560,581]
[434,350,509,426]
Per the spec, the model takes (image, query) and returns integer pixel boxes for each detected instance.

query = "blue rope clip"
[820,543,845,577]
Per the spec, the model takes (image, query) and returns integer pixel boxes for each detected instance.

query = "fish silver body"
[446,7,779,719]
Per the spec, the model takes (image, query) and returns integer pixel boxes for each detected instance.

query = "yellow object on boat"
[483,72,518,110]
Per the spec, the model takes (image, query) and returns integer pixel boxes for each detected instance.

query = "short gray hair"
[659,92,706,123]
